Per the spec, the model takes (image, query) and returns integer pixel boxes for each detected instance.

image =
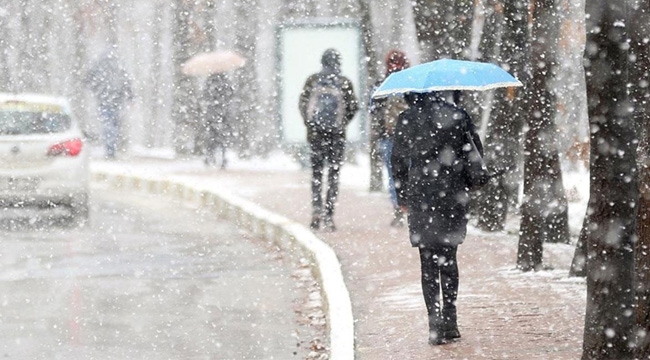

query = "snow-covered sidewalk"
[93,151,588,359]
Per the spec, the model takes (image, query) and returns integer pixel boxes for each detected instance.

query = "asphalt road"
[0,184,315,359]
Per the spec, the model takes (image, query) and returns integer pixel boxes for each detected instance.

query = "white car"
[0,93,89,224]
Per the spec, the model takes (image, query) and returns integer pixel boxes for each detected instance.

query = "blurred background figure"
[370,49,410,227]
[201,73,234,168]
[85,49,133,159]
[299,48,358,232]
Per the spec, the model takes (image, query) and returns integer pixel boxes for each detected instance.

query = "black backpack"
[307,75,346,132]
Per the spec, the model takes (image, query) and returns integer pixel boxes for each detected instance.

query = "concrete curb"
[92,170,355,360]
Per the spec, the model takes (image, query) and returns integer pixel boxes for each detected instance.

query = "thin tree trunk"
[580,1,638,358]
[70,0,89,130]
[517,0,570,271]
[234,0,259,156]
[0,3,13,91]
[569,213,589,276]
[171,0,198,155]
[358,0,383,192]
[389,0,403,49]
[411,0,474,61]
[148,2,165,148]
[478,0,528,231]
[631,2,650,357]
[637,132,650,356]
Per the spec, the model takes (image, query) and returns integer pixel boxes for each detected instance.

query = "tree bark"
[0,3,14,91]
[478,0,528,231]
[411,0,474,61]
[580,1,639,358]
[517,0,570,271]
[171,0,199,155]
[358,0,383,192]
[70,0,90,130]
[233,0,260,157]
[636,124,650,357]
[630,2,650,357]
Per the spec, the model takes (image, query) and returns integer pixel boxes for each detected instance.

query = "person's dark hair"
[405,91,441,105]
[321,48,341,70]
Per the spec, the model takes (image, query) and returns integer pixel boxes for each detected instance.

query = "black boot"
[310,212,320,230]
[441,309,461,340]
[428,313,447,345]
[322,214,336,232]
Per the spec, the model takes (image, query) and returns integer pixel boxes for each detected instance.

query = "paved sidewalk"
[107,156,586,359]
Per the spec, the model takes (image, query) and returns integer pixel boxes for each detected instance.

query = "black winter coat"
[391,95,483,248]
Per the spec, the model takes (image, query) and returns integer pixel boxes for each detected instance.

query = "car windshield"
[0,110,71,135]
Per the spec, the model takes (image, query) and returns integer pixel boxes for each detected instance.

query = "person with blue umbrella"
[382,59,521,345]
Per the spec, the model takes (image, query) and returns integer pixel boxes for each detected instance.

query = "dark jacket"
[298,56,358,141]
[203,74,233,125]
[370,91,408,140]
[85,54,132,112]
[391,94,483,248]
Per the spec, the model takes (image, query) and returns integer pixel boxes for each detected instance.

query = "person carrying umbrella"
[201,73,234,168]
[181,50,246,167]
[392,91,483,345]
[378,59,521,345]
[299,49,358,232]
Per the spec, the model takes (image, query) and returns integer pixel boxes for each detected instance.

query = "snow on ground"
[93,146,589,277]
[94,145,590,242]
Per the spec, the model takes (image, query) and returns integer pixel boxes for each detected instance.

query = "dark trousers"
[99,106,120,158]
[419,245,459,319]
[309,132,345,217]
[205,121,228,166]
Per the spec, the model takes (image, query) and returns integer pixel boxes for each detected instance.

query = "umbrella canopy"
[372,59,522,99]
[181,50,246,76]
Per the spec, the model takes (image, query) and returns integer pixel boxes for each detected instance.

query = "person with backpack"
[299,49,358,232]
[391,91,484,345]
[370,50,410,227]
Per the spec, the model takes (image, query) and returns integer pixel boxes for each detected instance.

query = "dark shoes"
[428,311,461,346]
[428,328,461,345]
[322,216,336,232]
[309,213,336,232]
[310,214,320,230]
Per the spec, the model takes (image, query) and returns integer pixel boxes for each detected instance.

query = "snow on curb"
[92,170,355,360]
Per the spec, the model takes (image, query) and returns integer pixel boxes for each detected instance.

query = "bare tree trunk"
[0,3,13,90]
[69,0,90,130]
[389,1,403,49]
[580,1,638,358]
[171,0,199,155]
[569,214,589,276]
[477,0,528,232]
[517,0,570,271]
[637,127,650,357]
[233,0,259,157]
[358,0,383,192]
[631,2,650,357]
[476,0,503,63]
[147,2,165,148]
[411,0,474,61]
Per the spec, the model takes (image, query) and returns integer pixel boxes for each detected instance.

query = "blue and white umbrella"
[372,59,522,99]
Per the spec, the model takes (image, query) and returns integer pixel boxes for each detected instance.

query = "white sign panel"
[278,21,365,144]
